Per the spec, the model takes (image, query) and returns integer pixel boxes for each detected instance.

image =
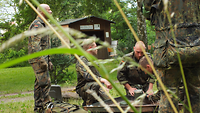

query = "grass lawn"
[0,67,35,95]
[0,100,34,113]
[0,60,120,95]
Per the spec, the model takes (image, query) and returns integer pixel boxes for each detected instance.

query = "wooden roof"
[60,16,115,25]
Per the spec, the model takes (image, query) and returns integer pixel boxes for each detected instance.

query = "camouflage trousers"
[157,64,200,113]
[31,63,51,112]
[77,82,109,106]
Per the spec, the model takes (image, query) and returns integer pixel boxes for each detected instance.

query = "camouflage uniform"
[117,52,155,96]
[28,16,52,112]
[143,0,200,112]
[76,56,109,106]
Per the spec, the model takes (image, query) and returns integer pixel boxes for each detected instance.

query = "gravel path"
[0,86,78,104]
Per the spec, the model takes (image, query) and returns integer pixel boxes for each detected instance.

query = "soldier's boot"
[34,107,45,113]
[45,102,54,113]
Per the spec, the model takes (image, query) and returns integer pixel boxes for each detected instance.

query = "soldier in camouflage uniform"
[117,41,155,97]
[139,56,160,103]
[28,4,53,113]
[76,39,112,106]
[143,0,200,112]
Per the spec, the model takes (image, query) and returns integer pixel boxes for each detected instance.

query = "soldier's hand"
[128,87,137,96]
[105,87,110,92]
[146,89,154,97]
[100,78,112,89]
[48,62,53,71]
[39,59,48,71]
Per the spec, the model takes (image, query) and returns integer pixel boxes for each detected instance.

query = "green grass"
[102,60,119,81]
[0,60,119,95]
[0,100,34,113]
[0,67,35,95]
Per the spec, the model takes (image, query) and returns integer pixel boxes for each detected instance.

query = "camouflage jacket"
[76,56,102,90]
[117,52,155,87]
[28,16,51,64]
[143,0,200,46]
[143,0,200,67]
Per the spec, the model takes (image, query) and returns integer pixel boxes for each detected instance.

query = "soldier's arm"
[117,62,129,85]
[77,57,101,82]
[147,52,156,83]
[30,23,46,62]
[100,78,112,89]
[146,82,154,96]
[146,69,155,96]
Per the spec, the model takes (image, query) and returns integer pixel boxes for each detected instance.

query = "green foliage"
[0,47,29,67]
[146,20,156,54]
[0,0,156,67]
[117,38,135,56]
[50,37,76,84]
[146,20,156,45]
[83,0,113,16]
[50,54,76,84]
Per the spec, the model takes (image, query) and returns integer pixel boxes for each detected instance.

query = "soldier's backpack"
[48,85,88,113]
[46,101,88,113]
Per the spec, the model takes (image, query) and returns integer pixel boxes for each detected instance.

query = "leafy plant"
[50,37,76,84]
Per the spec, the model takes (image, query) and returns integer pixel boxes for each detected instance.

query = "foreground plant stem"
[112,0,178,112]
[25,0,124,112]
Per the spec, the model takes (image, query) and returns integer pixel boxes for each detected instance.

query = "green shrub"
[50,37,76,84]
[50,54,76,84]
[0,48,29,67]
[117,38,135,57]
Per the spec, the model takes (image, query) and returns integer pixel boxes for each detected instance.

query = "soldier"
[139,56,160,103]
[28,4,53,113]
[117,41,155,97]
[75,39,112,106]
[143,0,200,112]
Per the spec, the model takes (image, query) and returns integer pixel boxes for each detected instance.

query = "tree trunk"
[136,0,148,50]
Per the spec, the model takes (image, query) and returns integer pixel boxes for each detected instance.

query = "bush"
[50,54,76,84]
[117,38,135,57]
[0,48,29,67]
[50,37,76,84]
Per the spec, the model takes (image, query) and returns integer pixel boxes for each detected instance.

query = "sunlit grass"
[0,67,35,95]
[0,100,34,113]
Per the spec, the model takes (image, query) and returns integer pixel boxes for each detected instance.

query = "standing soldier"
[117,41,155,97]
[143,0,200,112]
[28,4,53,113]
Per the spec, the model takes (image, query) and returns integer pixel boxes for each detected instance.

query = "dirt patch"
[0,87,78,104]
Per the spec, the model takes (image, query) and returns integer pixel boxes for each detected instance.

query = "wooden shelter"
[60,16,115,59]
